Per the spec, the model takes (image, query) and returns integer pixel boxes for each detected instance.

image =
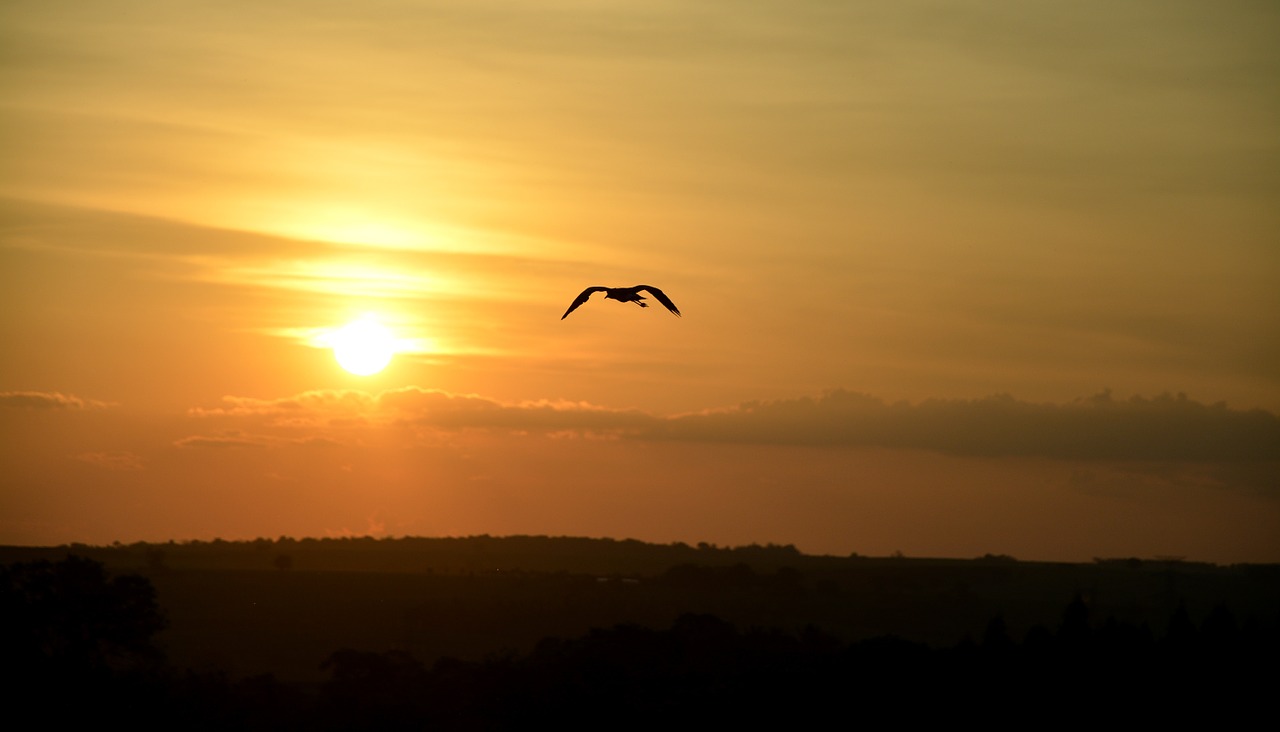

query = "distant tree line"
[4,555,1275,730]
[9,535,816,576]
[19,534,1264,579]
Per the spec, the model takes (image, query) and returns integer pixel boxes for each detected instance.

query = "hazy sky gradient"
[3,1,1277,561]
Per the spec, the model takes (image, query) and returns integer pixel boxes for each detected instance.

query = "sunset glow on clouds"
[2,1,1277,561]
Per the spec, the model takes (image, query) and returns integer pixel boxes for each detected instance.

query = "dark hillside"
[4,536,1277,686]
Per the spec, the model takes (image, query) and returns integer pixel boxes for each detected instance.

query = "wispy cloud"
[75,451,145,471]
[189,386,1280,464]
[173,434,270,450]
[191,387,650,433]
[654,390,1280,462]
[0,390,112,410]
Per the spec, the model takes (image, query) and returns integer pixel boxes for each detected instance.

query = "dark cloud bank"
[20,386,1280,463]
[425,388,1278,462]
[649,390,1280,462]
[289,387,1280,463]
[0,390,110,410]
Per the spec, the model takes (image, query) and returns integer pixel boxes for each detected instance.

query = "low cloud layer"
[653,390,1280,462]
[191,387,1279,463]
[191,387,651,432]
[0,391,111,410]
[75,451,144,471]
[173,434,270,450]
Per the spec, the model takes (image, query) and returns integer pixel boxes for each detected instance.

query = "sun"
[330,317,396,376]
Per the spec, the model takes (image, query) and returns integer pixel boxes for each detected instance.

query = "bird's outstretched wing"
[561,286,608,319]
[635,285,681,316]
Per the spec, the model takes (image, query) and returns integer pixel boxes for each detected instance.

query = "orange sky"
[2,1,1278,562]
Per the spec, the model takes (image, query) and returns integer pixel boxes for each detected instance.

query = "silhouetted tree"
[1162,601,1197,656]
[1057,592,1091,646]
[1198,602,1240,661]
[1,556,169,727]
[1,555,166,677]
[980,614,1016,657]
[319,649,432,730]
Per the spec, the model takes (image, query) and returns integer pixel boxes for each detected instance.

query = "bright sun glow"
[331,318,397,375]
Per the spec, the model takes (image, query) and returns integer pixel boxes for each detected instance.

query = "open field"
[6,535,1277,685]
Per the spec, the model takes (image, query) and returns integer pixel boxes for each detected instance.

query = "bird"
[560,285,682,320]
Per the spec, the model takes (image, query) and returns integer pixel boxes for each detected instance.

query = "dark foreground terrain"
[4,536,1278,729]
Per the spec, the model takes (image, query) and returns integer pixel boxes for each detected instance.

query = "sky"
[2,0,1278,563]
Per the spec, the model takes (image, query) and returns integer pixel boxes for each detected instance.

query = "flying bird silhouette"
[560,285,682,320]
